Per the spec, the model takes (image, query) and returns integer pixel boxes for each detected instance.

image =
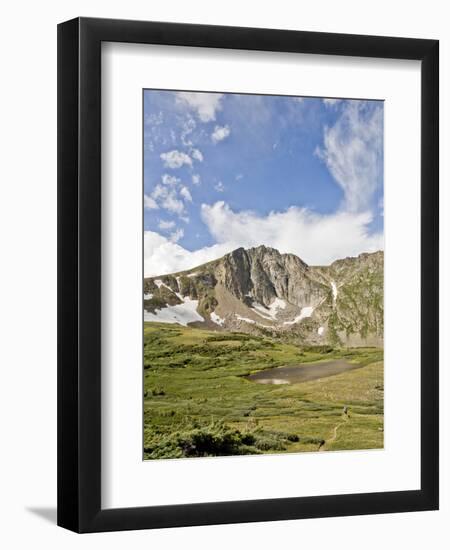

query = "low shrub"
[143,421,302,460]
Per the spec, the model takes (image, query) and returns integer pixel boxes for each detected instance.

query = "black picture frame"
[57,17,439,533]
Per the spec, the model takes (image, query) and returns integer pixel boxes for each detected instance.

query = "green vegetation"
[329,264,384,340]
[143,322,384,459]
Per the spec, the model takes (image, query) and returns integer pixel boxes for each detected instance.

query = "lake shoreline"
[246,359,367,385]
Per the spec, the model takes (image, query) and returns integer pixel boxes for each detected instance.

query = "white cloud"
[211,125,231,143]
[235,173,243,181]
[144,111,164,126]
[378,196,384,217]
[180,186,192,202]
[144,230,232,277]
[160,150,192,169]
[169,228,184,243]
[175,92,223,122]
[161,174,180,186]
[144,195,159,210]
[144,201,383,276]
[214,182,225,193]
[150,173,193,216]
[316,101,383,212]
[151,184,185,215]
[161,194,184,215]
[158,219,176,230]
[151,184,166,200]
[201,201,383,267]
[192,174,201,185]
[180,114,196,146]
[191,148,203,162]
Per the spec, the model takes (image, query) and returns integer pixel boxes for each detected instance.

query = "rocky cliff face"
[143,246,384,347]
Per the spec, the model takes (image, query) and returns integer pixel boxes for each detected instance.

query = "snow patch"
[251,297,287,320]
[299,306,314,319]
[144,297,204,326]
[187,272,199,278]
[154,279,176,294]
[251,303,273,320]
[173,277,184,300]
[235,314,256,325]
[154,277,184,300]
[271,297,287,311]
[318,326,324,336]
[331,281,338,302]
[210,311,225,326]
[144,293,153,300]
[235,314,269,328]
[283,306,314,325]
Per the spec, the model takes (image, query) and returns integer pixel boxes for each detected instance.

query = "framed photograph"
[57,17,439,532]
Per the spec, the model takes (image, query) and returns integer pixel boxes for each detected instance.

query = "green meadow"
[143,322,384,459]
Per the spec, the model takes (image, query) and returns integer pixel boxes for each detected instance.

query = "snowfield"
[235,314,256,324]
[144,297,204,326]
[251,297,286,320]
[331,281,338,302]
[235,314,269,328]
[210,311,225,326]
[153,279,177,294]
[284,306,314,325]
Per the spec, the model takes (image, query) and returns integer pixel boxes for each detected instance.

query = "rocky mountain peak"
[144,246,384,347]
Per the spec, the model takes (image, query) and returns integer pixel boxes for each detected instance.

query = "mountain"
[143,246,384,347]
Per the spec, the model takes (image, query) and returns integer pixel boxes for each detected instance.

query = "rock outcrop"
[143,245,384,347]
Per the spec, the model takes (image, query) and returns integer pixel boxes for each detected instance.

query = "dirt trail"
[319,412,349,451]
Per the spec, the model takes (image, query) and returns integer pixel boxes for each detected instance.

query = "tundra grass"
[143,322,384,459]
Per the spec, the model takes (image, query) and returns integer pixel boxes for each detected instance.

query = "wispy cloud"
[378,196,384,217]
[179,114,196,146]
[175,92,223,122]
[180,186,192,202]
[158,219,176,230]
[169,228,184,243]
[151,184,185,215]
[160,150,193,169]
[211,125,231,144]
[144,195,158,210]
[323,98,339,107]
[214,182,225,193]
[161,174,180,186]
[191,148,203,162]
[316,101,383,212]
[144,111,163,125]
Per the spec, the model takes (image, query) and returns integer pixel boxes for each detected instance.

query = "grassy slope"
[143,322,384,459]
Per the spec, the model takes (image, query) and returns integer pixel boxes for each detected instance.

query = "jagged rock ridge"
[143,245,384,346]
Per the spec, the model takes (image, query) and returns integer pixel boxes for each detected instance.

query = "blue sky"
[143,90,383,276]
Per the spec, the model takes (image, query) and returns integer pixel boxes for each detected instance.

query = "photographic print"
[143,90,384,460]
